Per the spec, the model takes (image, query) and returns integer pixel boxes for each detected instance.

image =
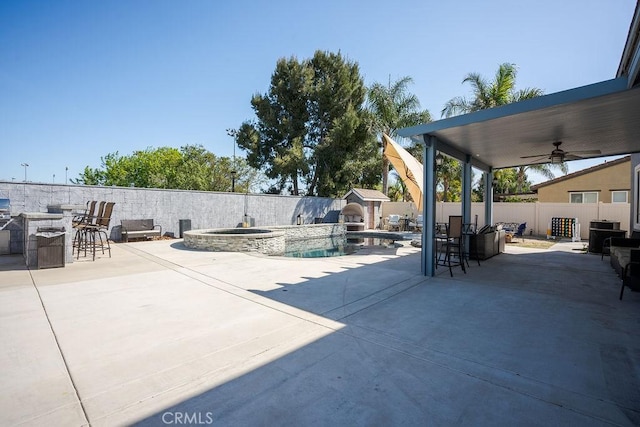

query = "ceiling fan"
[520,141,601,164]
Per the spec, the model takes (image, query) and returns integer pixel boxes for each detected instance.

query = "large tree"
[73,145,257,192]
[236,51,378,197]
[442,63,566,188]
[367,76,431,195]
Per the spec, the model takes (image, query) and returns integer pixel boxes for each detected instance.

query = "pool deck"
[1,238,639,426]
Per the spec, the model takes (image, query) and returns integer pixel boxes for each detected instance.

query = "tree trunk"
[292,173,299,195]
[381,136,389,195]
[516,167,525,193]
[308,164,319,196]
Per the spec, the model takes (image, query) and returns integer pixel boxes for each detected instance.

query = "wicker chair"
[77,202,115,260]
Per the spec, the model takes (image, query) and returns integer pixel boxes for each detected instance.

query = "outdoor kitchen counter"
[19,204,82,268]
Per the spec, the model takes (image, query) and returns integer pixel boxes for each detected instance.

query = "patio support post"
[422,135,437,276]
[462,154,473,251]
[462,155,472,223]
[484,169,494,226]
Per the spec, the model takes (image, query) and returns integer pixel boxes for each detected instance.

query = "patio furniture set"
[604,231,640,300]
[72,201,115,261]
[385,214,422,232]
[435,215,487,277]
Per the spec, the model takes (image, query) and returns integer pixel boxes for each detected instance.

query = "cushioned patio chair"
[513,222,527,242]
[620,248,640,300]
[388,214,401,231]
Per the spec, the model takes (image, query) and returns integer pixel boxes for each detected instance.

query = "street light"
[230,170,237,193]
[20,163,29,182]
[226,128,238,192]
[65,166,68,184]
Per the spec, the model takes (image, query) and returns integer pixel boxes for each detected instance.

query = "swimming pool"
[283,235,400,258]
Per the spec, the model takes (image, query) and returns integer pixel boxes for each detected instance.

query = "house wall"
[536,159,630,203]
[632,153,640,232]
[0,182,343,243]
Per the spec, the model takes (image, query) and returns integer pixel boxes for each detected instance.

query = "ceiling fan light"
[550,153,564,164]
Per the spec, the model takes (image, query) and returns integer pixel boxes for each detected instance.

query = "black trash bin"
[36,226,66,269]
[179,219,191,238]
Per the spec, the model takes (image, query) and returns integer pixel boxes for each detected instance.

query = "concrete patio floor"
[1,238,639,426]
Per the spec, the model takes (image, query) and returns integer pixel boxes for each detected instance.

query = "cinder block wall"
[0,182,344,242]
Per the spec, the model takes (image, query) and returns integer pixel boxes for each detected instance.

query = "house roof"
[530,156,631,190]
[343,188,390,201]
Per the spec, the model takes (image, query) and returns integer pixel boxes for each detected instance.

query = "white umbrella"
[382,133,423,211]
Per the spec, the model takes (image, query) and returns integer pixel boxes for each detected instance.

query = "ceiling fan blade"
[521,155,550,163]
[564,154,585,161]
[520,153,548,159]
[567,149,602,155]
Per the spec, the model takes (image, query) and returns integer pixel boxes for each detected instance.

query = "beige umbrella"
[382,133,423,212]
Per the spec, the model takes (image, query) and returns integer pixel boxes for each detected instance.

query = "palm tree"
[493,168,517,195]
[442,63,566,185]
[367,76,431,195]
[387,176,407,202]
[441,63,544,118]
[515,163,568,193]
[436,156,462,202]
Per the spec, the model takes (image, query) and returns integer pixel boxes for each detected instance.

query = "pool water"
[283,237,398,258]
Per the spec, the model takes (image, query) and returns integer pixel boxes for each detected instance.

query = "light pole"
[53,173,55,184]
[226,128,238,192]
[20,163,29,182]
[65,166,68,184]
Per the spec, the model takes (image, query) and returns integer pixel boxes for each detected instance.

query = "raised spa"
[183,228,285,255]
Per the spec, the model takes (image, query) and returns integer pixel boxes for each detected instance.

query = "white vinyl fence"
[433,202,630,240]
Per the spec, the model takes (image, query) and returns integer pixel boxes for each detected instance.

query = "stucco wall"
[0,182,344,242]
[632,153,640,232]
[536,159,630,203]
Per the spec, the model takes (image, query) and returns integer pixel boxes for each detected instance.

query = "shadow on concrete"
[132,247,640,426]
[0,254,27,272]
[169,241,204,252]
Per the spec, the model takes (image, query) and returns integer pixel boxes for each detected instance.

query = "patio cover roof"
[398,77,640,171]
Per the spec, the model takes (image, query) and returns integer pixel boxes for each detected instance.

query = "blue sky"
[0,0,636,185]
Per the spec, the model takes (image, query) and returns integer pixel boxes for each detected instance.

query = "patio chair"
[72,201,96,228]
[513,222,527,242]
[463,218,481,266]
[72,201,97,238]
[80,202,115,261]
[74,201,103,259]
[437,215,466,277]
[414,214,423,232]
[388,214,401,231]
[620,248,640,300]
[603,231,640,260]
